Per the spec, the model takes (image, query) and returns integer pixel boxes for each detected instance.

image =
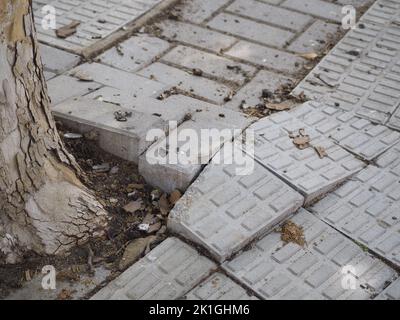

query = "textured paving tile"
[161,45,256,85]
[39,44,80,75]
[287,20,341,54]
[168,144,304,262]
[207,13,295,48]
[376,140,400,170]
[375,278,400,300]
[290,101,400,161]
[223,209,397,300]
[248,111,365,204]
[389,107,400,131]
[292,0,400,125]
[52,98,165,164]
[310,165,400,268]
[178,0,231,24]
[224,71,294,111]
[226,41,306,75]
[282,0,343,22]
[91,237,216,300]
[158,20,237,53]
[137,62,232,104]
[98,35,170,73]
[33,0,166,54]
[226,0,312,32]
[184,273,258,300]
[47,75,102,105]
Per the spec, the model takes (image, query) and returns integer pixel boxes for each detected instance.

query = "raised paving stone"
[158,20,237,53]
[310,165,400,268]
[178,0,231,24]
[376,140,400,170]
[184,273,258,300]
[226,41,306,75]
[98,35,170,73]
[33,0,166,54]
[161,45,256,85]
[223,209,397,300]
[91,237,216,300]
[137,62,232,104]
[47,75,102,105]
[292,0,400,125]
[389,107,400,130]
[224,71,294,111]
[207,13,295,48]
[375,278,400,300]
[52,98,165,164]
[289,101,400,161]
[247,111,365,204]
[226,0,312,32]
[287,20,341,54]
[168,143,304,262]
[40,44,81,75]
[139,110,253,193]
[68,62,168,98]
[282,0,343,22]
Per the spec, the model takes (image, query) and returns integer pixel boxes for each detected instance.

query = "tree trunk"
[0,0,108,264]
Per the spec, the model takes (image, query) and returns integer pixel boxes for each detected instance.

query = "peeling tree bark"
[0,0,108,264]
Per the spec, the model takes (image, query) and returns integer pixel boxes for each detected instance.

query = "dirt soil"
[280,221,306,247]
[0,124,174,299]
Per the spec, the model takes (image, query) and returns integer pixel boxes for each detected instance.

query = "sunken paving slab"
[184,273,258,300]
[248,111,365,204]
[91,237,216,300]
[52,98,165,164]
[223,209,398,300]
[289,101,400,161]
[139,110,253,193]
[292,0,400,126]
[98,34,170,73]
[33,0,170,55]
[310,165,400,268]
[375,278,400,300]
[168,143,304,262]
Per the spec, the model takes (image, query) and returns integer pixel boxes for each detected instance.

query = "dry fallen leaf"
[266,101,293,111]
[56,21,80,39]
[280,221,306,247]
[70,70,93,82]
[123,200,143,214]
[314,146,328,159]
[57,289,73,300]
[159,194,171,216]
[292,136,310,149]
[299,52,319,61]
[169,190,182,205]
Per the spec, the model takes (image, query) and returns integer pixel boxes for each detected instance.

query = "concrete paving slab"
[98,34,170,73]
[168,143,304,262]
[39,44,81,75]
[184,273,258,300]
[52,98,166,164]
[223,209,397,300]
[290,101,400,161]
[161,45,257,85]
[292,0,400,125]
[310,165,400,268]
[282,0,343,22]
[33,0,167,55]
[248,111,365,204]
[375,278,400,300]
[91,237,216,300]
[376,140,400,170]
[178,0,231,24]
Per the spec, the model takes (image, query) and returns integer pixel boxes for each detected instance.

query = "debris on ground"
[169,190,182,205]
[56,21,80,39]
[57,288,74,300]
[224,90,235,102]
[69,70,93,82]
[279,221,306,247]
[63,133,83,140]
[92,163,111,173]
[123,200,143,214]
[114,110,132,122]
[314,146,328,159]
[157,86,179,100]
[290,128,311,150]
[298,52,319,61]
[119,237,155,270]
[191,68,203,76]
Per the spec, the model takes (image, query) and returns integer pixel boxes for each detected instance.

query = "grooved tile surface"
[310,165,400,268]
[169,143,304,262]
[247,112,365,204]
[91,238,216,300]
[375,278,400,300]
[292,0,400,125]
[223,210,397,300]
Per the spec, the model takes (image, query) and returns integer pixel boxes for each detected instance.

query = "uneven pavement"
[30,0,400,300]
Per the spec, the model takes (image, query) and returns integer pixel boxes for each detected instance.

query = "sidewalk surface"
[33,0,400,300]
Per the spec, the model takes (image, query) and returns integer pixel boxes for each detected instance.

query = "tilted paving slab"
[184,273,258,300]
[39,44,81,75]
[223,209,397,300]
[139,110,253,193]
[247,111,365,204]
[376,140,400,169]
[137,62,233,104]
[289,101,400,161]
[168,143,304,262]
[161,45,257,85]
[375,278,400,300]
[292,0,400,125]
[52,98,166,164]
[91,237,216,300]
[310,165,400,268]
[33,0,169,55]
